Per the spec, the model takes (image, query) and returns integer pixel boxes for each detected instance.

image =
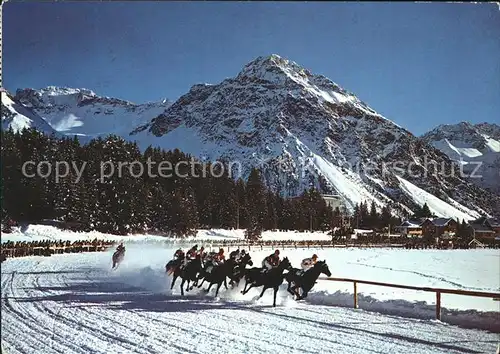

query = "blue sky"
[4,2,499,135]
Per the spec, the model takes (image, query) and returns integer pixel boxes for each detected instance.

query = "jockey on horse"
[204,248,225,273]
[111,242,126,269]
[116,242,125,253]
[166,248,185,275]
[261,249,280,273]
[299,254,318,275]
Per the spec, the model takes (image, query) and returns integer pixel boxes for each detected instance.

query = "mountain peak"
[237,54,311,84]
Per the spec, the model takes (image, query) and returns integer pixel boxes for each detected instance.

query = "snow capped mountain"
[421,122,500,195]
[13,86,172,139]
[1,89,59,135]
[131,54,499,219]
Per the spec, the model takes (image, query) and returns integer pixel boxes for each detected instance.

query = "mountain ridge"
[2,55,499,219]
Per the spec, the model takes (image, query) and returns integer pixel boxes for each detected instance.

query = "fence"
[318,276,500,320]
[1,244,113,259]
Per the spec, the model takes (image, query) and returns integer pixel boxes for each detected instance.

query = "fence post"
[353,281,358,309]
[436,291,441,320]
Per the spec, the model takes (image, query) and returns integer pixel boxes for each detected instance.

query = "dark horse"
[197,258,236,297]
[111,249,125,269]
[240,257,292,307]
[228,253,253,288]
[169,254,203,296]
[285,260,332,300]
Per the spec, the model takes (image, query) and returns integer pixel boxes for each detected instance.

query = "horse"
[228,253,253,288]
[111,249,125,269]
[240,257,292,307]
[169,254,203,296]
[197,258,236,297]
[165,257,183,276]
[285,260,332,300]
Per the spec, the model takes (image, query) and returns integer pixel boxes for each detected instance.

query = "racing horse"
[228,253,253,288]
[169,254,203,296]
[285,260,332,300]
[111,248,125,269]
[197,258,236,297]
[240,257,292,307]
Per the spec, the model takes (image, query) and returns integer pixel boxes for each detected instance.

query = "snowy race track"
[1,245,499,354]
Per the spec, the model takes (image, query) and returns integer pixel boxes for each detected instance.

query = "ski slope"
[1,244,499,354]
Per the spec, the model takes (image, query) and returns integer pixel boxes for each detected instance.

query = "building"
[421,218,458,239]
[397,219,424,237]
[467,217,500,243]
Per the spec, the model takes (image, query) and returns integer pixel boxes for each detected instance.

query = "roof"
[469,224,495,233]
[400,220,423,227]
[430,218,454,227]
[486,217,500,228]
[471,216,500,227]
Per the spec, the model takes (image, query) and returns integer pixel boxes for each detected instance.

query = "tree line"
[1,129,339,238]
[2,129,420,238]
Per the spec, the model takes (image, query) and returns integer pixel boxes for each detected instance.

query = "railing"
[318,276,500,320]
[1,244,113,258]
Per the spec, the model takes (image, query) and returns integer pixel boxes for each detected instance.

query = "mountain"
[13,86,171,140]
[421,122,500,195]
[130,54,500,220]
[4,56,498,219]
[1,88,59,136]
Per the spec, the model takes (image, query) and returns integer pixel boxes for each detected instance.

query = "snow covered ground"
[1,225,334,243]
[1,242,499,354]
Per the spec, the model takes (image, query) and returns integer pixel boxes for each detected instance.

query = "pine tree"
[245,168,267,240]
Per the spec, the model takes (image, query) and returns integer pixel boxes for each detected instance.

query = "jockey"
[173,248,184,260]
[262,250,280,272]
[235,249,247,263]
[197,246,206,259]
[300,254,318,273]
[116,242,125,253]
[214,248,225,264]
[229,249,240,260]
[205,248,225,273]
[186,245,198,260]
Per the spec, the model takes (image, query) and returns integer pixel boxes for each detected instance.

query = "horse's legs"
[205,282,214,293]
[242,283,255,295]
[259,286,267,298]
[185,279,190,292]
[273,286,279,307]
[180,278,186,296]
[223,278,228,290]
[198,278,206,288]
[171,274,178,290]
[241,279,250,294]
[215,282,222,297]
[287,281,295,295]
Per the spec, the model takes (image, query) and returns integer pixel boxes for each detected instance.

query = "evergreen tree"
[245,168,267,240]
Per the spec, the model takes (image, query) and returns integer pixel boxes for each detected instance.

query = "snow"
[312,154,385,210]
[1,92,58,135]
[484,135,500,153]
[396,176,480,221]
[0,225,333,244]
[2,242,499,354]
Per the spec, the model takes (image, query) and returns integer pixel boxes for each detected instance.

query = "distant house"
[421,218,458,239]
[468,223,496,240]
[397,219,424,237]
[467,216,499,243]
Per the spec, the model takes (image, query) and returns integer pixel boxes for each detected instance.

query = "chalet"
[397,219,424,237]
[468,223,496,240]
[421,218,458,239]
[474,217,500,237]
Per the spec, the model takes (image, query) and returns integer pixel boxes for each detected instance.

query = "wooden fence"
[318,276,500,320]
